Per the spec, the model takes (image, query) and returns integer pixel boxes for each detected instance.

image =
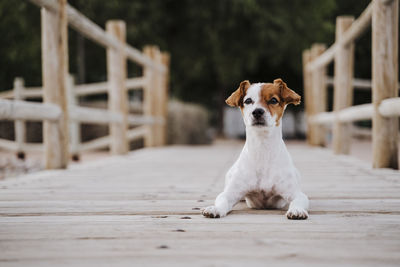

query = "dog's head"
[225,79,300,129]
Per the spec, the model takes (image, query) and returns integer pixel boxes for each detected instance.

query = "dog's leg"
[202,188,243,218]
[286,191,309,220]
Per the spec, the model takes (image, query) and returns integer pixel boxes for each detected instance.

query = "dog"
[202,79,309,220]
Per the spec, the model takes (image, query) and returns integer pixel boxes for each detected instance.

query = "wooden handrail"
[0,0,169,168]
[304,0,399,169]
[310,97,400,124]
[311,104,373,125]
[378,98,400,117]
[307,2,373,71]
[326,77,400,91]
[0,77,147,98]
[0,99,61,121]
[29,0,166,73]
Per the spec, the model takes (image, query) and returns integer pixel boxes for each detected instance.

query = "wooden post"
[372,0,399,169]
[160,52,170,145]
[309,44,327,146]
[106,20,128,155]
[41,0,69,169]
[332,16,355,154]
[66,75,80,161]
[152,46,164,146]
[143,46,156,147]
[302,49,312,144]
[13,77,26,159]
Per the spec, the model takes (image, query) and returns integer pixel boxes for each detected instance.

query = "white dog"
[202,79,309,220]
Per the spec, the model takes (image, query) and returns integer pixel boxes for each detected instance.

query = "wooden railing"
[303,0,399,169]
[0,0,170,169]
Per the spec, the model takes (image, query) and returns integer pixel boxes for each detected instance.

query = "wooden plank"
[41,1,69,169]
[372,0,399,169]
[106,20,128,155]
[1,142,400,265]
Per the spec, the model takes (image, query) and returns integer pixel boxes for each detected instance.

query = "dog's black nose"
[252,108,265,119]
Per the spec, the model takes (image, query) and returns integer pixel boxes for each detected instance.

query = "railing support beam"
[13,78,26,159]
[372,0,399,169]
[143,46,156,147]
[302,49,313,145]
[66,75,80,161]
[41,0,69,169]
[333,16,355,155]
[106,20,128,155]
[309,44,327,146]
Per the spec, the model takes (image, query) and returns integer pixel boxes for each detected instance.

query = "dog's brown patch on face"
[260,83,284,125]
[259,79,301,125]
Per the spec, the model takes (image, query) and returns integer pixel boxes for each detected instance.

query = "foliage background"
[0,0,376,132]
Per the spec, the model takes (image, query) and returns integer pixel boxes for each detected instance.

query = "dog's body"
[202,79,309,220]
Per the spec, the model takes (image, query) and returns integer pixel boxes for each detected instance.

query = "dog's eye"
[268,97,279,105]
[244,98,253,105]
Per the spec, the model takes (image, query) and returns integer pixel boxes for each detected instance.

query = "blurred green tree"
[0,0,373,132]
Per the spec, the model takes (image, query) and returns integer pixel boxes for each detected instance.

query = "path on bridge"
[0,141,399,266]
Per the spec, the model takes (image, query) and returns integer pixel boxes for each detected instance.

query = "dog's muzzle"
[252,108,266,126]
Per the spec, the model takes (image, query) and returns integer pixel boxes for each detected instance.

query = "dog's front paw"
[286,207,308,220]
[202,206,222,218]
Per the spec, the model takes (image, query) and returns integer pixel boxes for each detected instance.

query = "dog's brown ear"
[274,78,301,106]
[225,80,251,107]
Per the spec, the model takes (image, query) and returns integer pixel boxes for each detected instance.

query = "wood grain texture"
[106,20,128,155]
[332,16,354,155]
[143,46,156,147]
[0,141,399,266]
[372,0,399,169]
[41,1,69,169]
[309,44,327,146]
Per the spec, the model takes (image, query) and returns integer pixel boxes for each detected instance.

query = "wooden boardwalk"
[0,141,399,266]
